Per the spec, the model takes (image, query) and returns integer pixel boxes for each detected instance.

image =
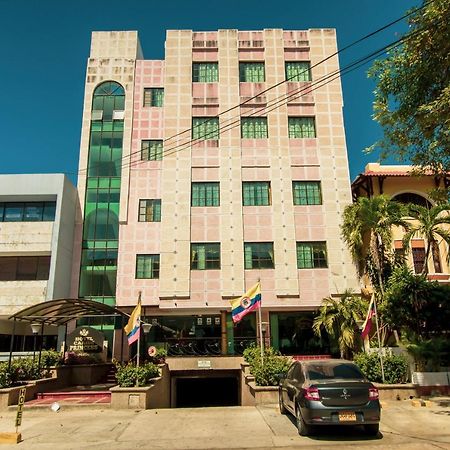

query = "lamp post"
[261,322,269,352]
[30,323,40,362]
[142,323,152,360]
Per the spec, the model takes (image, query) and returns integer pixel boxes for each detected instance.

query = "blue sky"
[0,0,418,185]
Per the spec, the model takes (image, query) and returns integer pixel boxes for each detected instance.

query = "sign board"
[67,326,104,353]
[197,360,211,369]
[15,388,26,428]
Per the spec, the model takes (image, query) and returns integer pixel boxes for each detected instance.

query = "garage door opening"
[176,376,239,408]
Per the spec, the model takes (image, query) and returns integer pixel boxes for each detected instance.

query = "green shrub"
[114,362,160,387]
[354,352,409,384]
[64,351,101,365]
[41,350,63,368]
[10,357,41,382]
[243,344,290,386]
[147,347,167,365]
[0,363,12,388]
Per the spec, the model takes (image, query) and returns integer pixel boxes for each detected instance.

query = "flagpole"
[373,295,385,383]
[136,291,142,368]
[257,279,264,366]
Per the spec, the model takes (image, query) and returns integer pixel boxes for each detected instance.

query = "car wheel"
[364,423,379,436]
[279,391,287,415]
[296,407,311,436]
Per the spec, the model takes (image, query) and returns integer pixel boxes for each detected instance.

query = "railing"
[233,338,257,355]
[166,338,221,356]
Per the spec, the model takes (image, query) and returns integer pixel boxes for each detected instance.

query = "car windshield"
[306,363,364,380]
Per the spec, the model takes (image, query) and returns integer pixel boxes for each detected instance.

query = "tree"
[341,195,409,296]
[402,203,450,275]
[368,0,450,173]
[313,291,367,359]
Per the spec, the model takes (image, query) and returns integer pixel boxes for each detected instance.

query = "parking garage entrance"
[171,369,240,408]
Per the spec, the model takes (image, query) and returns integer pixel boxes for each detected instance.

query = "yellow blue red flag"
[229,282,261,324]
[124,300,141,345]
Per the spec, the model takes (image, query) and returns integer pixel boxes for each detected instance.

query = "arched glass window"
[393,193,432,209]
[92,81,125,119]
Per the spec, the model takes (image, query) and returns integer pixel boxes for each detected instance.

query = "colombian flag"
[361,297,376,339]
[230,282,261,324]
[124,300,141,345]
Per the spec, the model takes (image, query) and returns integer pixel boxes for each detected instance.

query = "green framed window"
[192,183,220,207]
[191,243,221,270]
[138,199,161,222]
[297,242,328,269]
[143,88,164,107]
[288,117,316,138]
[141,140,163,161]
[136,254,160,279]
[244,243,274,269]
[241,117,268,138]
[192,117,219,140]
[192,63,219,82]
[243,182,271,206]
[292,181,322,205]
[239,62,265,82]
[285,61,311,82]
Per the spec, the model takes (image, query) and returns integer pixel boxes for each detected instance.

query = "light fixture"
[142,323,152,334]
[31,323,40,335]
[261,322,269,333]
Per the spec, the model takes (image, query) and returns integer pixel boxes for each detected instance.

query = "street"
[0,400,449,449]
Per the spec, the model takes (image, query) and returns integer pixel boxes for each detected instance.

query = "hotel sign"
[67,326,103,353]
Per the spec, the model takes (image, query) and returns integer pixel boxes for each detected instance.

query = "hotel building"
[71,29,359,360]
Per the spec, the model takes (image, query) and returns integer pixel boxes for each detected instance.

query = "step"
[37,391,111,400]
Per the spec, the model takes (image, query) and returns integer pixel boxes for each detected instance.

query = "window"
[192,183,220,207]
[143,88,164,107]
[192,63,219,82]
[285,61,311,82]
[243,182,271,206]
[393,193,432,209]
[244,243,274,269]
[192,117,219,140]
[412,247,426,274]
[288,117,316,138]
[191,243,221,270]
[138,200,161,222]
[292,182,322,205]
[241,117,268,138]
[0,256,51,281]
[432,240,442,273]
[141,140,163,161]
[239,62,265,82]
[136,255,160,279]
[0,202,56,222]
[297,242,328,268]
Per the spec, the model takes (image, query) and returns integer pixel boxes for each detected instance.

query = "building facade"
[0,174,77,355]
[72,29,358,358]
[352,163,450,281]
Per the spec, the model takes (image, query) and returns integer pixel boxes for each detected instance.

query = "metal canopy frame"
[7,298,128,369]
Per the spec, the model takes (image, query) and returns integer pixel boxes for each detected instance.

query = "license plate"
[339,412,356,422]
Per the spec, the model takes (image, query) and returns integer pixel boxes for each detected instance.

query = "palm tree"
[313,290,367,359]
[341,195,409,296]
[402,203,450,275]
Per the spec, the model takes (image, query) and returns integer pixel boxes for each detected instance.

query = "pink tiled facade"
[77,29,359,356]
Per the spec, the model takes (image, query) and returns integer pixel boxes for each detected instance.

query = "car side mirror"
[275,373,286,382]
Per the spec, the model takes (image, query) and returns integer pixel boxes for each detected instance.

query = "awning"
[9,298,127,326]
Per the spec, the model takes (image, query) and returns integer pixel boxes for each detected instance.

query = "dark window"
[139,200,161,222]
[244,243,274,269]
[288,117,316,138]
[393,193,432,209]
[141,140,163,161]
[306,363,364,380]
[192,63,219,82]
[191,243,221,270]
[412,247,426,274]
[297,242,328,268]
[239,62,265,82]
[136,254,160,279]
[285,61,311,82]
[241,117,268,138]
[0,202,56,222]
[0,256,50,281]
[192,118,219,140]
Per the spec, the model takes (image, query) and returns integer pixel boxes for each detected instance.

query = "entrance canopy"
[9,298,127,326]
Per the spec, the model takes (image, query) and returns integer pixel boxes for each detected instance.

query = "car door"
[282,363,296,411]
[290,363,305,407]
